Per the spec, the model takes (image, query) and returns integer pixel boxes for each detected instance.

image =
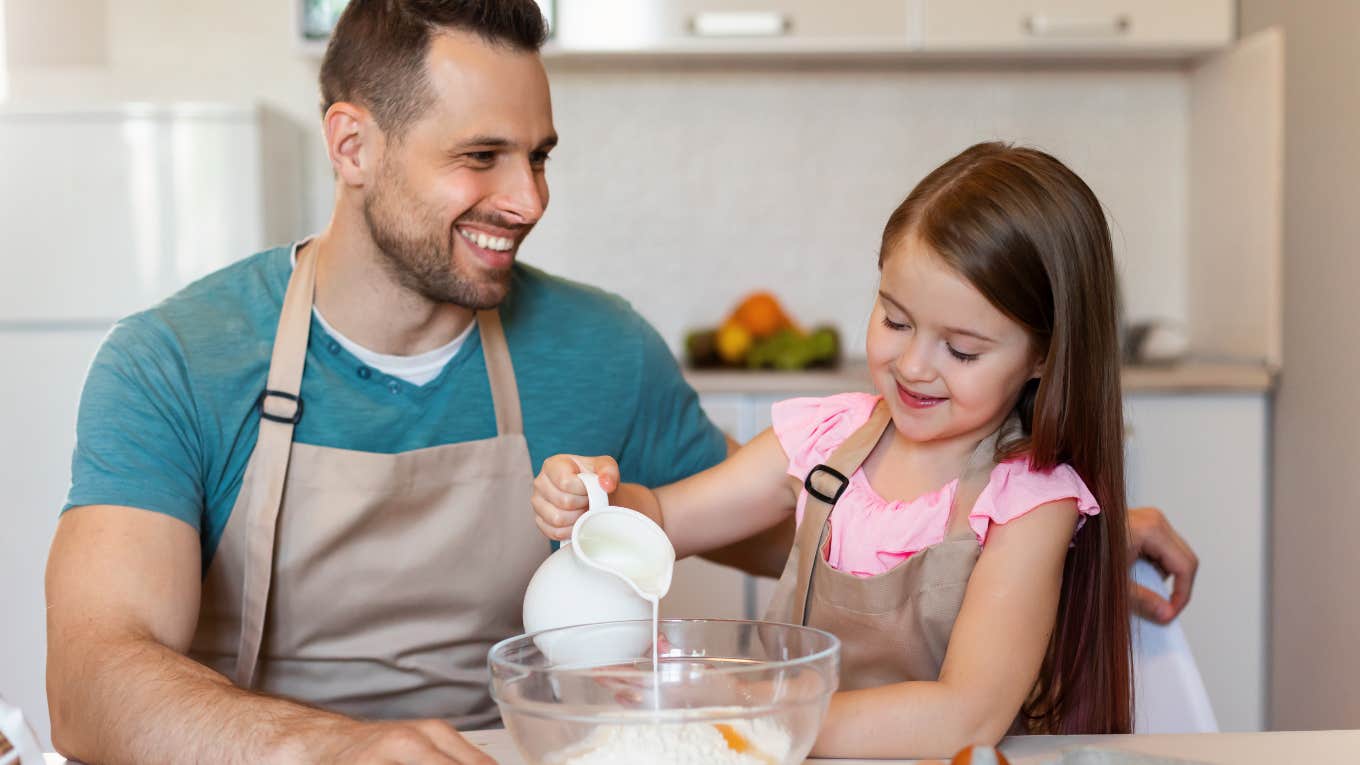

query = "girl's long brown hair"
[880,142,1132,734]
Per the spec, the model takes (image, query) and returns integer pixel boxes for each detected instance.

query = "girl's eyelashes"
[882,315,981,362]
[948,344,981,363]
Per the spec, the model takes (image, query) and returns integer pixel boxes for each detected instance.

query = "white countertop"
[53,728,1348,764]
[459,728,1360,764]
[685,361,1276,395]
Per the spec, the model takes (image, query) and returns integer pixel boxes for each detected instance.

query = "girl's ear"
[1030,354,1045,381]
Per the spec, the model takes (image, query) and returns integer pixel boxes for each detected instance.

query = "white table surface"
[45,728,1360,764]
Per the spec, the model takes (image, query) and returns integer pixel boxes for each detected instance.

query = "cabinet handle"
[688,11,792,38]
[1022,14,1131,38]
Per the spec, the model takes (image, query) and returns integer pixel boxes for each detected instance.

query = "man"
[44,2,1197,764]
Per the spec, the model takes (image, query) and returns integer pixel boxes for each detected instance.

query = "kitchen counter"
[401,727,1360,764]
[684,360,1275,395]
[43,728,1360,764]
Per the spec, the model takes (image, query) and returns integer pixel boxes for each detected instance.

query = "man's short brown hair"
[319,0,548,137]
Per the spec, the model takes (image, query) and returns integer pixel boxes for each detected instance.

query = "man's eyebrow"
[451,134,558,151]
[452,135,515,150]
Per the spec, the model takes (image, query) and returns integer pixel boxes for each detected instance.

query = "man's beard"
[362,170,513,310]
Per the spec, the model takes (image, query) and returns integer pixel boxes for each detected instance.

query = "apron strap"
[235,243,317,687]
[234,248,525,688]
[789,400,1012,624]
[477,310,523,437]
[790,400,894,624]
[943,421,1010,541]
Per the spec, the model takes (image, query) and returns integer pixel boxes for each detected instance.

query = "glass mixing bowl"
[489,619,839,765]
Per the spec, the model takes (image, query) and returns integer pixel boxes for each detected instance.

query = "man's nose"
[492,160,547,225]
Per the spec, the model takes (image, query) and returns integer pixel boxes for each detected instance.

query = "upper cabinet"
[549,0,914,54]
[296,1,1236,60]
[544,0,1236,59]
[914,0,1235,56]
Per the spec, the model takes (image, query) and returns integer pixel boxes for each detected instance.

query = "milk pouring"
[521,473,676,671]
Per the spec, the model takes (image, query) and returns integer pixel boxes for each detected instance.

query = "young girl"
[531,142,1132,758]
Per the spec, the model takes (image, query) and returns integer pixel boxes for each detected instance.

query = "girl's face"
[867,235,1043,448]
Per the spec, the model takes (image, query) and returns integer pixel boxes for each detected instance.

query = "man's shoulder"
[510,263,637,317]
[99,246,290,366]
[507,263,650,339]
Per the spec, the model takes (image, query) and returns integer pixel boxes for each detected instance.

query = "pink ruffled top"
[772,392,1100,578]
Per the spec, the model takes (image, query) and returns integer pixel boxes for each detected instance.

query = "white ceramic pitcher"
[521,473,676,664]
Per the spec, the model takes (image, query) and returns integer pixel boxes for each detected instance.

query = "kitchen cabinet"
[550,0,914,54]
[915,0,1235,56]
[669,365,1270,732]
[297,0,1238,60]
[541,0,1235,59]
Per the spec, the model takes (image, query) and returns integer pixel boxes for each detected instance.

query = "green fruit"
[808,326,839,364]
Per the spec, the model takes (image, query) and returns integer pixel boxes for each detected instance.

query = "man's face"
[364,30,556,308]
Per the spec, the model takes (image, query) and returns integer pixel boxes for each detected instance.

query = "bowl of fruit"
[685,292,840,371]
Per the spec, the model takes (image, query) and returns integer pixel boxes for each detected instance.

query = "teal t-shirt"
[64,246,727,567]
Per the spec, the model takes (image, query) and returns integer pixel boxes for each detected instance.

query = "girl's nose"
[896,337,935,383]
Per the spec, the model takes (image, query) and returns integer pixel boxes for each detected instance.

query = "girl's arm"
[531,428,799,558]
[810,498,1080,760]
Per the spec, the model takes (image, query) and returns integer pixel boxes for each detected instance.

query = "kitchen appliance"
[0,102,304,747]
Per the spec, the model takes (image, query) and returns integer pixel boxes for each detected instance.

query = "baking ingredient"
[951,744,1011,765]
[550,715,791,765]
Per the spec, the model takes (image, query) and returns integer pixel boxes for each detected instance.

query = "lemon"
[715,321,753,365]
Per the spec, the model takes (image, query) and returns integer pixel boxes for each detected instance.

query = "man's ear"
[323,102,379,188]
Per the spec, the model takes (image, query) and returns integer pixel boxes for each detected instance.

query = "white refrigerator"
[0,103,304,747]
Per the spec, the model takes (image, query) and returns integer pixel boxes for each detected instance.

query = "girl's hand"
[531,454,621,541]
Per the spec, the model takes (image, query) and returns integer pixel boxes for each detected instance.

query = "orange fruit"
[730,292,791,338]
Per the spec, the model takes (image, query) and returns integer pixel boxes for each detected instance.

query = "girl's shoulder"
[969,457,1101,545]
[770,392,882,479]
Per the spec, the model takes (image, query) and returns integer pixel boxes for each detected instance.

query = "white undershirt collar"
[290,240,474,387]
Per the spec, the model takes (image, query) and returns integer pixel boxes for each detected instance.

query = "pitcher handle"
[578,472,611,515]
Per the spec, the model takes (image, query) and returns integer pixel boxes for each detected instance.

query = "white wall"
[1239,0,1360,731]
[539,64,1189,354]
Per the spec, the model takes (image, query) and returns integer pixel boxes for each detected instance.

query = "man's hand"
[47,505,497,765]
[305,719,493,764]
[1128,505,1198,624]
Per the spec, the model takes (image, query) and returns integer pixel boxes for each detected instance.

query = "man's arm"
[46,505,492,765]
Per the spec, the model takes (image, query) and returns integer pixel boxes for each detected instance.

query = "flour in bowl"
[549,716,792,765]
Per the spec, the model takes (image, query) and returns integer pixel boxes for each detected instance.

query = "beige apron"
[766,400,1004,691]
[189,245,546,728]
